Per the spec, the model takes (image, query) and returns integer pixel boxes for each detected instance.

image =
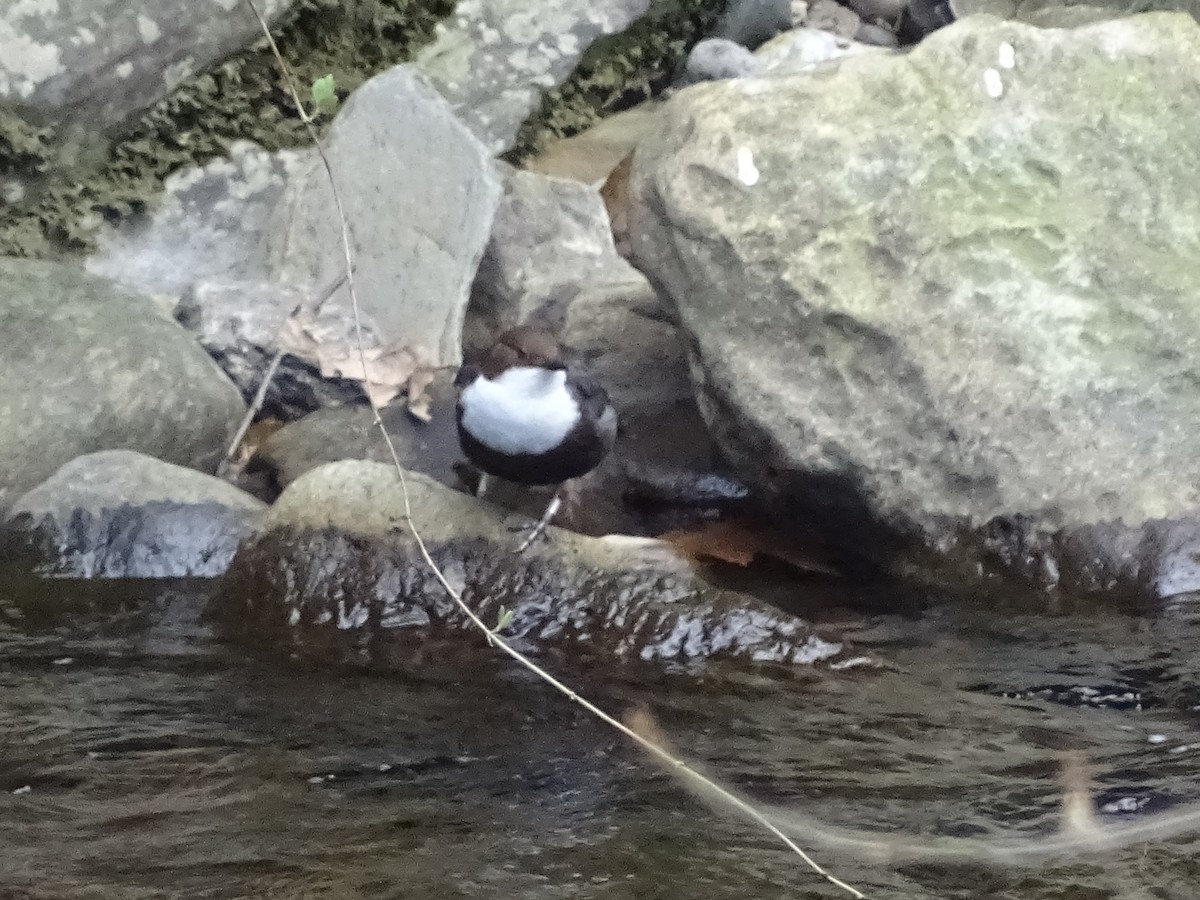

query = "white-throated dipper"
[455,326,618,551]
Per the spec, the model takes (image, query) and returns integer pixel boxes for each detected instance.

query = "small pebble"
[1148,733,1167,744]
[307,776,325,784]
[377,763,393,772]
[12,785,31,795]
[52,657,74,666]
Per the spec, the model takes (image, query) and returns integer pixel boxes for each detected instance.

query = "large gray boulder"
[628,14,1200,603]
[3,450,264,578]
[0,258,246,513]
[213,460,855,667]
[417,0,653,154]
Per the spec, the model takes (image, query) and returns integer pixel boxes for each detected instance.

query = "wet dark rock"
[628,15,1200,606]
[254,372,464,490]
[2,450,264,578]
[213,460,854,668]
[0,258,245,514]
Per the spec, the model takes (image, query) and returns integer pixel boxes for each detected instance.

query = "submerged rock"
[213,461,852,668]
[2,451,264,579]
[0,258,245,514]
[628,14,1200,604]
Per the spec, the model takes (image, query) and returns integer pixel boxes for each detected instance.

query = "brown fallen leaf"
[660,520,840,576]
[600,152,634,254]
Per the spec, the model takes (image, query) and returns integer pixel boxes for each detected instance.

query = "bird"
[454,326,618,551]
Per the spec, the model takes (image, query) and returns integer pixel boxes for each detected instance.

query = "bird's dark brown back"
[479,326,564,378]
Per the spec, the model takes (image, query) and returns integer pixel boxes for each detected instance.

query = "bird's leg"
[515,484,563,553]
[475,471,490,499]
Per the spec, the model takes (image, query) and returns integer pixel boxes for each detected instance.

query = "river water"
[3,579,1200,899]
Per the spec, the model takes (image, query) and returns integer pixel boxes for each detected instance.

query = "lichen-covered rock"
[0,0,295,136]
[212,460,854,668]
[2,450,264,578]
[417,0,653,154]
[0,258,245,514]
[628,14,1200,604]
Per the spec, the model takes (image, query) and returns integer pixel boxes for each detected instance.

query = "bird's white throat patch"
[459,366,580,455]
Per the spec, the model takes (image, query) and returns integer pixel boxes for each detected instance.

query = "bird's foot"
[506,491,563,554]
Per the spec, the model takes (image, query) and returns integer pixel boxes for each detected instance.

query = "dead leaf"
[661,520,840,576]
[600,152,634,253]
[405,368,436,422]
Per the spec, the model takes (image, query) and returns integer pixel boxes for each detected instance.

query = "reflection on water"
[2,580,1200,899]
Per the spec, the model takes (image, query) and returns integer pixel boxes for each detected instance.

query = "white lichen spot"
[287,607,301,626]
[983,67,1003,98]
[997,41,1015,69]
[136,14,161,44]
[479,26,500,45]
[2,179,25,204]
[162,58,195,91]
[115,61,133,79]
[0,27,65,99]
[210,0,239,11]
[557,32,579,56]
[736,146,760,186]
[78,26,95,45]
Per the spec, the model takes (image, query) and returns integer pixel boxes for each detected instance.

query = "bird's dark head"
[479,326,565,378]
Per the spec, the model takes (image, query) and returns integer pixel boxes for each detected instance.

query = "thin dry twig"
[218,348,283,480]
[217,273,348,479]
[242,2,866,896]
